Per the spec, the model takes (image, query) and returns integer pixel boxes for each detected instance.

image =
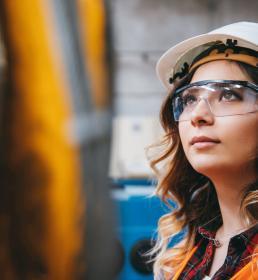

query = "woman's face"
[178,60,258,178]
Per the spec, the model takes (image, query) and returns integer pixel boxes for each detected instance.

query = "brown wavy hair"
[148,61,258,278]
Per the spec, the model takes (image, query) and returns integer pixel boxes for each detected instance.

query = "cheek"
[222,117,258,162]
[178,123,190,154]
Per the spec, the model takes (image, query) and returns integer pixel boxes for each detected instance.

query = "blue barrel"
[111,179,183,280]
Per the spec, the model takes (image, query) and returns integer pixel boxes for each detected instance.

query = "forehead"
[191,60,251,83]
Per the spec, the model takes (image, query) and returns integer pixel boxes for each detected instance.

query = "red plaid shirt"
[177,218,258,280]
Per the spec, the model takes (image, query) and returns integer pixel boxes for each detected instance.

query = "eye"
[219,89,243,102]
[182,93,197,107]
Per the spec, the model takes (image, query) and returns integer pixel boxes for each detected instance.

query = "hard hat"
[156,21,258,91]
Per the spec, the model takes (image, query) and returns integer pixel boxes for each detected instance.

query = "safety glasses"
[172,80,258,122]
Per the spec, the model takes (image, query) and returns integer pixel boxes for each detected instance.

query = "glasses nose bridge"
[194,93,213,113]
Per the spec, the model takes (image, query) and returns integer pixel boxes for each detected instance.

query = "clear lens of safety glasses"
[172,80,258,122]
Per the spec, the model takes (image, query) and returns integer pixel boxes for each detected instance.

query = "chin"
[189,157,251,179]
[191,164,217,177]
[188,157,227,176]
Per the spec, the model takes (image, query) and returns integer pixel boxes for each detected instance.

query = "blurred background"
[0,1,257,280]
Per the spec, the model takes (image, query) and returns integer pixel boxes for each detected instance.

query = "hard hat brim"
[156,22,258,91]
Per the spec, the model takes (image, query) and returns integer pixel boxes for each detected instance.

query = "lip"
[190,136,221,146]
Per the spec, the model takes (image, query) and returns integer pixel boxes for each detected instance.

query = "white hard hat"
[156,21,258,91]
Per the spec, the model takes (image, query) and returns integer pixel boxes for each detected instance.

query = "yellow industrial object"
[78,0,110,110]
[1,1,84,279]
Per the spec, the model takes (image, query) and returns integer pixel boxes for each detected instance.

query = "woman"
[150,22,258,279]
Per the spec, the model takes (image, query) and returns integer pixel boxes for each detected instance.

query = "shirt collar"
[235,223,258,254]
[197,214,222,240]
[196,215,258,252]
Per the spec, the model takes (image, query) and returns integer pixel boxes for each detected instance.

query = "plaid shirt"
[178,217,258,280]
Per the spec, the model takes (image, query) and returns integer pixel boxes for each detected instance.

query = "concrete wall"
[110,0,258,116]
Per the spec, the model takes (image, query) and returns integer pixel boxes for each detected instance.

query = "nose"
[190,98,214,126]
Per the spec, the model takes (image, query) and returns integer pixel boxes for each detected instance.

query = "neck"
[209,168,255,236]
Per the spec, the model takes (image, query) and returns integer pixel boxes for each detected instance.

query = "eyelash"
[219,90,243,101]
[180,89,243,105]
